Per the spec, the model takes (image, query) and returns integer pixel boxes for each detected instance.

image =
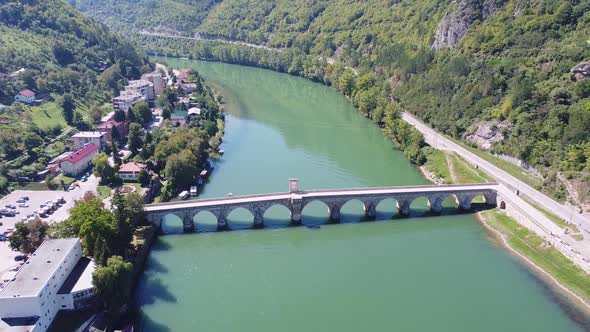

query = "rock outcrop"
[571,61,590,81]
[464,120,512,150]
[432,0,505,50]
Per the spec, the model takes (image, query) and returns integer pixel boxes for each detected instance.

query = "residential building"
[96,120,128,142]
[141,72,165,96]
[14,89,36,104]
[119,161,146,180]
[125,79,155,100]
[71,131,106,150]
[177,68,191,83]
[0,239,95,332]
[60,144,98,176]
[112,91,145,112]
[170,110,188,127]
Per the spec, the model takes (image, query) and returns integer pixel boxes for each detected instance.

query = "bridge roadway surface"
[144,183,497,213]
[402,112,590,234]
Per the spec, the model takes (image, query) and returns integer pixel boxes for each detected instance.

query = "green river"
[136,58,588,331]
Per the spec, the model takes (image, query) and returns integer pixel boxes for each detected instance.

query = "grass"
[448,153,493,183]
[480,209,590,304]
[455,140,543,188]
[29,102,67,130]
[97,185,112,199]
[57,175,76,186]
[424,149,451,183]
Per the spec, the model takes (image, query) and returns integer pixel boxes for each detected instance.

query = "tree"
[111,141,121,165]
[127,123,144,154]
[164,149,198,190]
[126,107,137,123]
[92,256,133,314]
[8,219,49,254]
[125,192,146,228]
[23,132,43,151]
[137,168,150,186]
[162,106,172,120]
[61,93,75,124]
[133,101,152,125]
[113,109,126,122]
[93,152,115,184]
[89,104,103,123]
[111,189,131,247]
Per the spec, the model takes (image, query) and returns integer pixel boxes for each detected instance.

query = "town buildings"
[0,239,95,332]
[59,144,98,176]
[141,72,165,96]
[71,131,106,151]
[112,91,145,112]
[96,120,128,142]
[14,89,36,104]
[119,161,147,180]
[125,79,155,100]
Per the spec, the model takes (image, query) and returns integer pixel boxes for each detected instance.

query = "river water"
[135,58,587,331]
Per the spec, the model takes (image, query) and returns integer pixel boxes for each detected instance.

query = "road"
[402,112,590,234]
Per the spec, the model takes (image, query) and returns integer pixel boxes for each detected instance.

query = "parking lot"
[0,175,99,282]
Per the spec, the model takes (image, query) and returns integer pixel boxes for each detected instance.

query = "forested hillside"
[72,0,590,207]
[0,0,150,192]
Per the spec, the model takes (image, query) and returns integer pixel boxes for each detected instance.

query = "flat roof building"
[0,238,95,332]
[72,131,106,151]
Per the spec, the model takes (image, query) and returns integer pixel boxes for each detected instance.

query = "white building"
[0,239,95,332]
[113,91,145,112]
[60,143,98,176]
[125,79,154,100]
[141,72,165,96]
[71,131,106,151]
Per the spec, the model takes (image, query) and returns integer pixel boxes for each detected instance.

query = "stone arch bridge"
[144,180,500,233]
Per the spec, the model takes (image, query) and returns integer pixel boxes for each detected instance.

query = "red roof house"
[118,162,146,180]
[60,144,98,176]
[14,89,36,104]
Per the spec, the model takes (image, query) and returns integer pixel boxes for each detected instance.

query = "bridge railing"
[145,183,500,210]
[302,183,498,194]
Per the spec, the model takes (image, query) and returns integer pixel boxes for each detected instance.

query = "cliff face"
[432,0,505,49]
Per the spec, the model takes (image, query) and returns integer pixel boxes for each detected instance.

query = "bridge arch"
[409,196,430,215]
[339,199,365,223]
[161,213,184,234]
[193,210,218,232]
[375,198,399,220]
[226,207,255,230]
[263,204,292,228]
[301,199,331,225]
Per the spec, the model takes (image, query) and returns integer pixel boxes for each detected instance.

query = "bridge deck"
[144,183,499,212]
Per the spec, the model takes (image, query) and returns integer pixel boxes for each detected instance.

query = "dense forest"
[72,0,590,206]
[0,0,150,192]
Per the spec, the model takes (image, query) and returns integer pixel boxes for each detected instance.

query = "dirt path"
[445,153,458,183]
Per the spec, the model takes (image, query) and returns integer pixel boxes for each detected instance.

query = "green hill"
[72,0,590,207]
[0,0,150,191]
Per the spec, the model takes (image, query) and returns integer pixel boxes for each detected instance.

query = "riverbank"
[478,210,590,315]
[424,149,590,315]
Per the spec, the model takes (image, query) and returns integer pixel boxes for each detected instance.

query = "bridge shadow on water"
[160,202,496,235]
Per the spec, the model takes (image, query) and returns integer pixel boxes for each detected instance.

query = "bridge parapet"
[144,182,500,233]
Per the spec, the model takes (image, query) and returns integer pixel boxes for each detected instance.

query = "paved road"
[402,112,590,234]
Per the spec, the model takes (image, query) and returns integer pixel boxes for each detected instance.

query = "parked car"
[18,203,28,208]
[21,196,29,201]
[16,199,25,204]
[14,255,27,262]
[0,235,7,241]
